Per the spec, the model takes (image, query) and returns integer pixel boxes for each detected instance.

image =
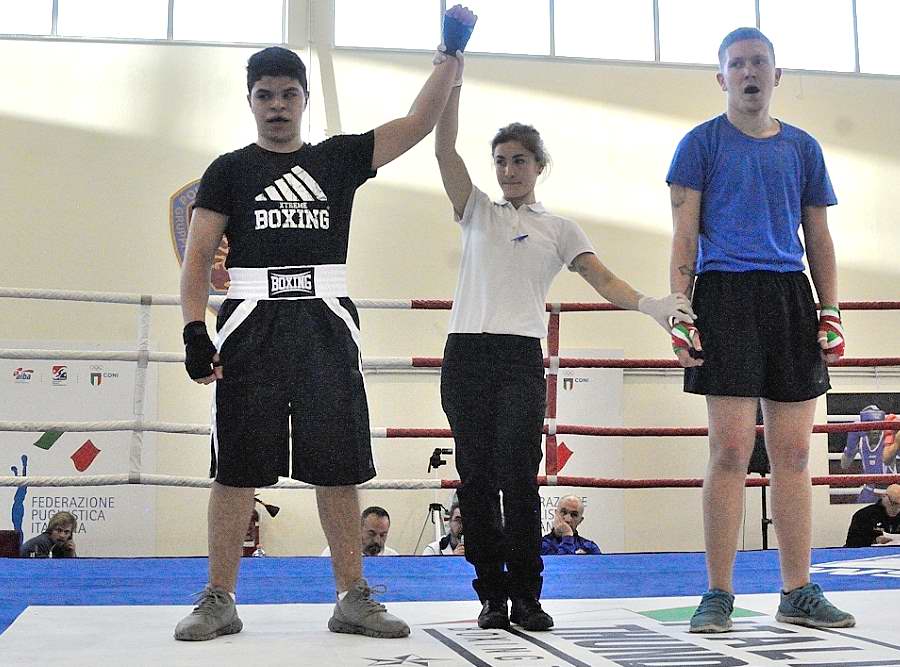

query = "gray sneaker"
[328,578,410,638]
[174,586,243,641]
[776,582,855,628]
[689,589,734,633]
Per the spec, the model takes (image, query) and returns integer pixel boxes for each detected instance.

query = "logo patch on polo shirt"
[268,267,315,298]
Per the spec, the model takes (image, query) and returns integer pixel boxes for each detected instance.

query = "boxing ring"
[1,287,900,666]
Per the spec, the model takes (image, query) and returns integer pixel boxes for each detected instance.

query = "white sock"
[209,584,236,602]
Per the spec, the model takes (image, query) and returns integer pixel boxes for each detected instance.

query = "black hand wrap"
[442,12,475,54]
[182,321,217,380]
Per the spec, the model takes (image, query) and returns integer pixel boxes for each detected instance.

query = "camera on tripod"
[428,447,453,473]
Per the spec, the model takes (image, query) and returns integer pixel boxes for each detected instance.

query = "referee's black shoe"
[477,599,510,629]
[510,597,554,631]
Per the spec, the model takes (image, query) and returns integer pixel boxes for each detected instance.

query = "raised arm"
[371,53,461,170]
[886,439,900,466]
[371,5,475,170]
[840,431,860,470]
[435,82,472,218]
[884,415,899,464]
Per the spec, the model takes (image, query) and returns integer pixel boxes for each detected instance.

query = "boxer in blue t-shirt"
[666,27,853,633]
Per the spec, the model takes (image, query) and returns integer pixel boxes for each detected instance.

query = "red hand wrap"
[817,306,845,358]
[671,322,701,357]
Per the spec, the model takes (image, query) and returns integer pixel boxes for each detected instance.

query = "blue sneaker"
[689,589,734,633]
[776,582,855,628]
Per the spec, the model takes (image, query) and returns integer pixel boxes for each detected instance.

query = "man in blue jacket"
[540,495,601,555]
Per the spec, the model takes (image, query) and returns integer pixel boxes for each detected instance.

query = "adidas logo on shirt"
[255,165,326,203]
[254,165,330,230]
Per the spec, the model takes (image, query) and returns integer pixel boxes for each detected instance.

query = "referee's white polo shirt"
[448,186,595,339]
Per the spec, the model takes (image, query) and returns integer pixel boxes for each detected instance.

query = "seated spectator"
[422,503,464,555]
[20,511,77,558]
[845,484,900,547]
[540,495,601,555]
[322,506,399,556]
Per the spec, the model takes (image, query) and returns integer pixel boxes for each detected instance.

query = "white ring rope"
[0,349,427,370]
[0,349,184,362]
[351,299,416,309]
[0,286,415,310]
[0,420,211,435]
[0,287,187,306]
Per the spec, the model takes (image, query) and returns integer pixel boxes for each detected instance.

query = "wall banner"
[2,342,158,556]
[542,348,624,553]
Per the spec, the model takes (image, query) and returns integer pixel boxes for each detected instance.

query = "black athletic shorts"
[210,297,376,488]
[684,271,830,402]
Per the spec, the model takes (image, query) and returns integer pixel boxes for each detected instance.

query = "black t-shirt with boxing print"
[195,131,376,268]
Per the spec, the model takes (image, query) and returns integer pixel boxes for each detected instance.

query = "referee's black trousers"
[440,333,546,602]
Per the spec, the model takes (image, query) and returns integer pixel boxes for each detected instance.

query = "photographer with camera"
[422,503,465,556]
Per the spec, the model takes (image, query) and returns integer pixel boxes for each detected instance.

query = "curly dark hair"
[247,46,308,97]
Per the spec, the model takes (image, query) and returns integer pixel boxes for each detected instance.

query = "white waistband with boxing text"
[225,264,348,300]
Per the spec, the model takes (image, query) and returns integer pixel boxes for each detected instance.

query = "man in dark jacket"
[541,495,601,555]
[20,511,77,558]
[845,484,900,547]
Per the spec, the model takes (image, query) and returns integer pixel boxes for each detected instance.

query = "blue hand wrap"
[442,13,474,54]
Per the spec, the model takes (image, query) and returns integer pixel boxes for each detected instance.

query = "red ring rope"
[383,420,899,439]
[404,356,900,369]
[432,473,900,489]
[405,300,900,312]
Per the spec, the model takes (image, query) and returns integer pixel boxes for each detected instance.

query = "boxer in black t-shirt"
[175,10,472,641]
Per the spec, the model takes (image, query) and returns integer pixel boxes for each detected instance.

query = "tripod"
[758,475,773,549]
[414,503,447,554]
[414,448,454,553]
